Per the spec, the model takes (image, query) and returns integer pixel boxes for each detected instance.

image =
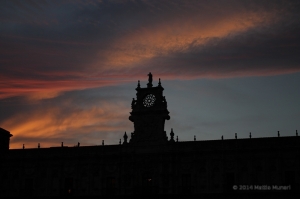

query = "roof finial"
[158,78,161,86]
[194,135,196,141]
[123,132,128,144]
[249,132,252,139]
[137,80,140,88]
[169,128,175,142]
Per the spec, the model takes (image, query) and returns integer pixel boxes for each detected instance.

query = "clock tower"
[129,73,170,145]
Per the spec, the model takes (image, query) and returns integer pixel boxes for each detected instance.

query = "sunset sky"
[1,0,300,149]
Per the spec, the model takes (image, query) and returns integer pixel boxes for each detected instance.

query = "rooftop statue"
[147,72,153,88]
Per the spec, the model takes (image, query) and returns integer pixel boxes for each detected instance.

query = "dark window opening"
[141,173,154,194]
[224,172,235,192]
[182,174,191,193]
[124,175,131,187]
[143,174,152,187]
[106,177,116,195]
[22,178,33,196]
[107,177,116,188]
[63,177,73,196]
[182,174,191,186]
[285,170,295,190]
[162,174,169,186]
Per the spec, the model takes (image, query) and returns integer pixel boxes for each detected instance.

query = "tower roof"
[0,127,13,137]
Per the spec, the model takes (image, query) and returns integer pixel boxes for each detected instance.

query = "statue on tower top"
[148,72,153,83]
[147,72,153,88]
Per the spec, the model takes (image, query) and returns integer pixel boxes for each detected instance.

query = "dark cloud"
[141,15,300,78]
[1,0,299,83]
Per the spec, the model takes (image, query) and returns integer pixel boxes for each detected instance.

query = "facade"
[0,74,299,198]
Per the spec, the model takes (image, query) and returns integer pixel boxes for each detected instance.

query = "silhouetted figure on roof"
[148,72,152,83]
[137,80,140,89]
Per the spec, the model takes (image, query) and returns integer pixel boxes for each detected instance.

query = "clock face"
[143,94,156,107]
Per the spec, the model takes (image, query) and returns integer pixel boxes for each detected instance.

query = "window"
[106,177,116,188]
[142,173,152,187]
[106,177,116,195]
[64,178,73,195]
[182,174,191,193]
[182,174,191,186]
[224,172,235,192]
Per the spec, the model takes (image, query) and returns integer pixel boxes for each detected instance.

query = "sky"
[1,0,300,149]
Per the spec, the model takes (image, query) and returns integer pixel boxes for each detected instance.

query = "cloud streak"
[1,0,300,99]
[1,87,131,149]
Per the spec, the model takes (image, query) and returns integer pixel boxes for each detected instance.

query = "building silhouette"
[0,74,299,198]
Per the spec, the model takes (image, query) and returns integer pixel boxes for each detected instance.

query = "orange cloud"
[99,9,276,69]
[1,100,131,149]
[0,75,122,99]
